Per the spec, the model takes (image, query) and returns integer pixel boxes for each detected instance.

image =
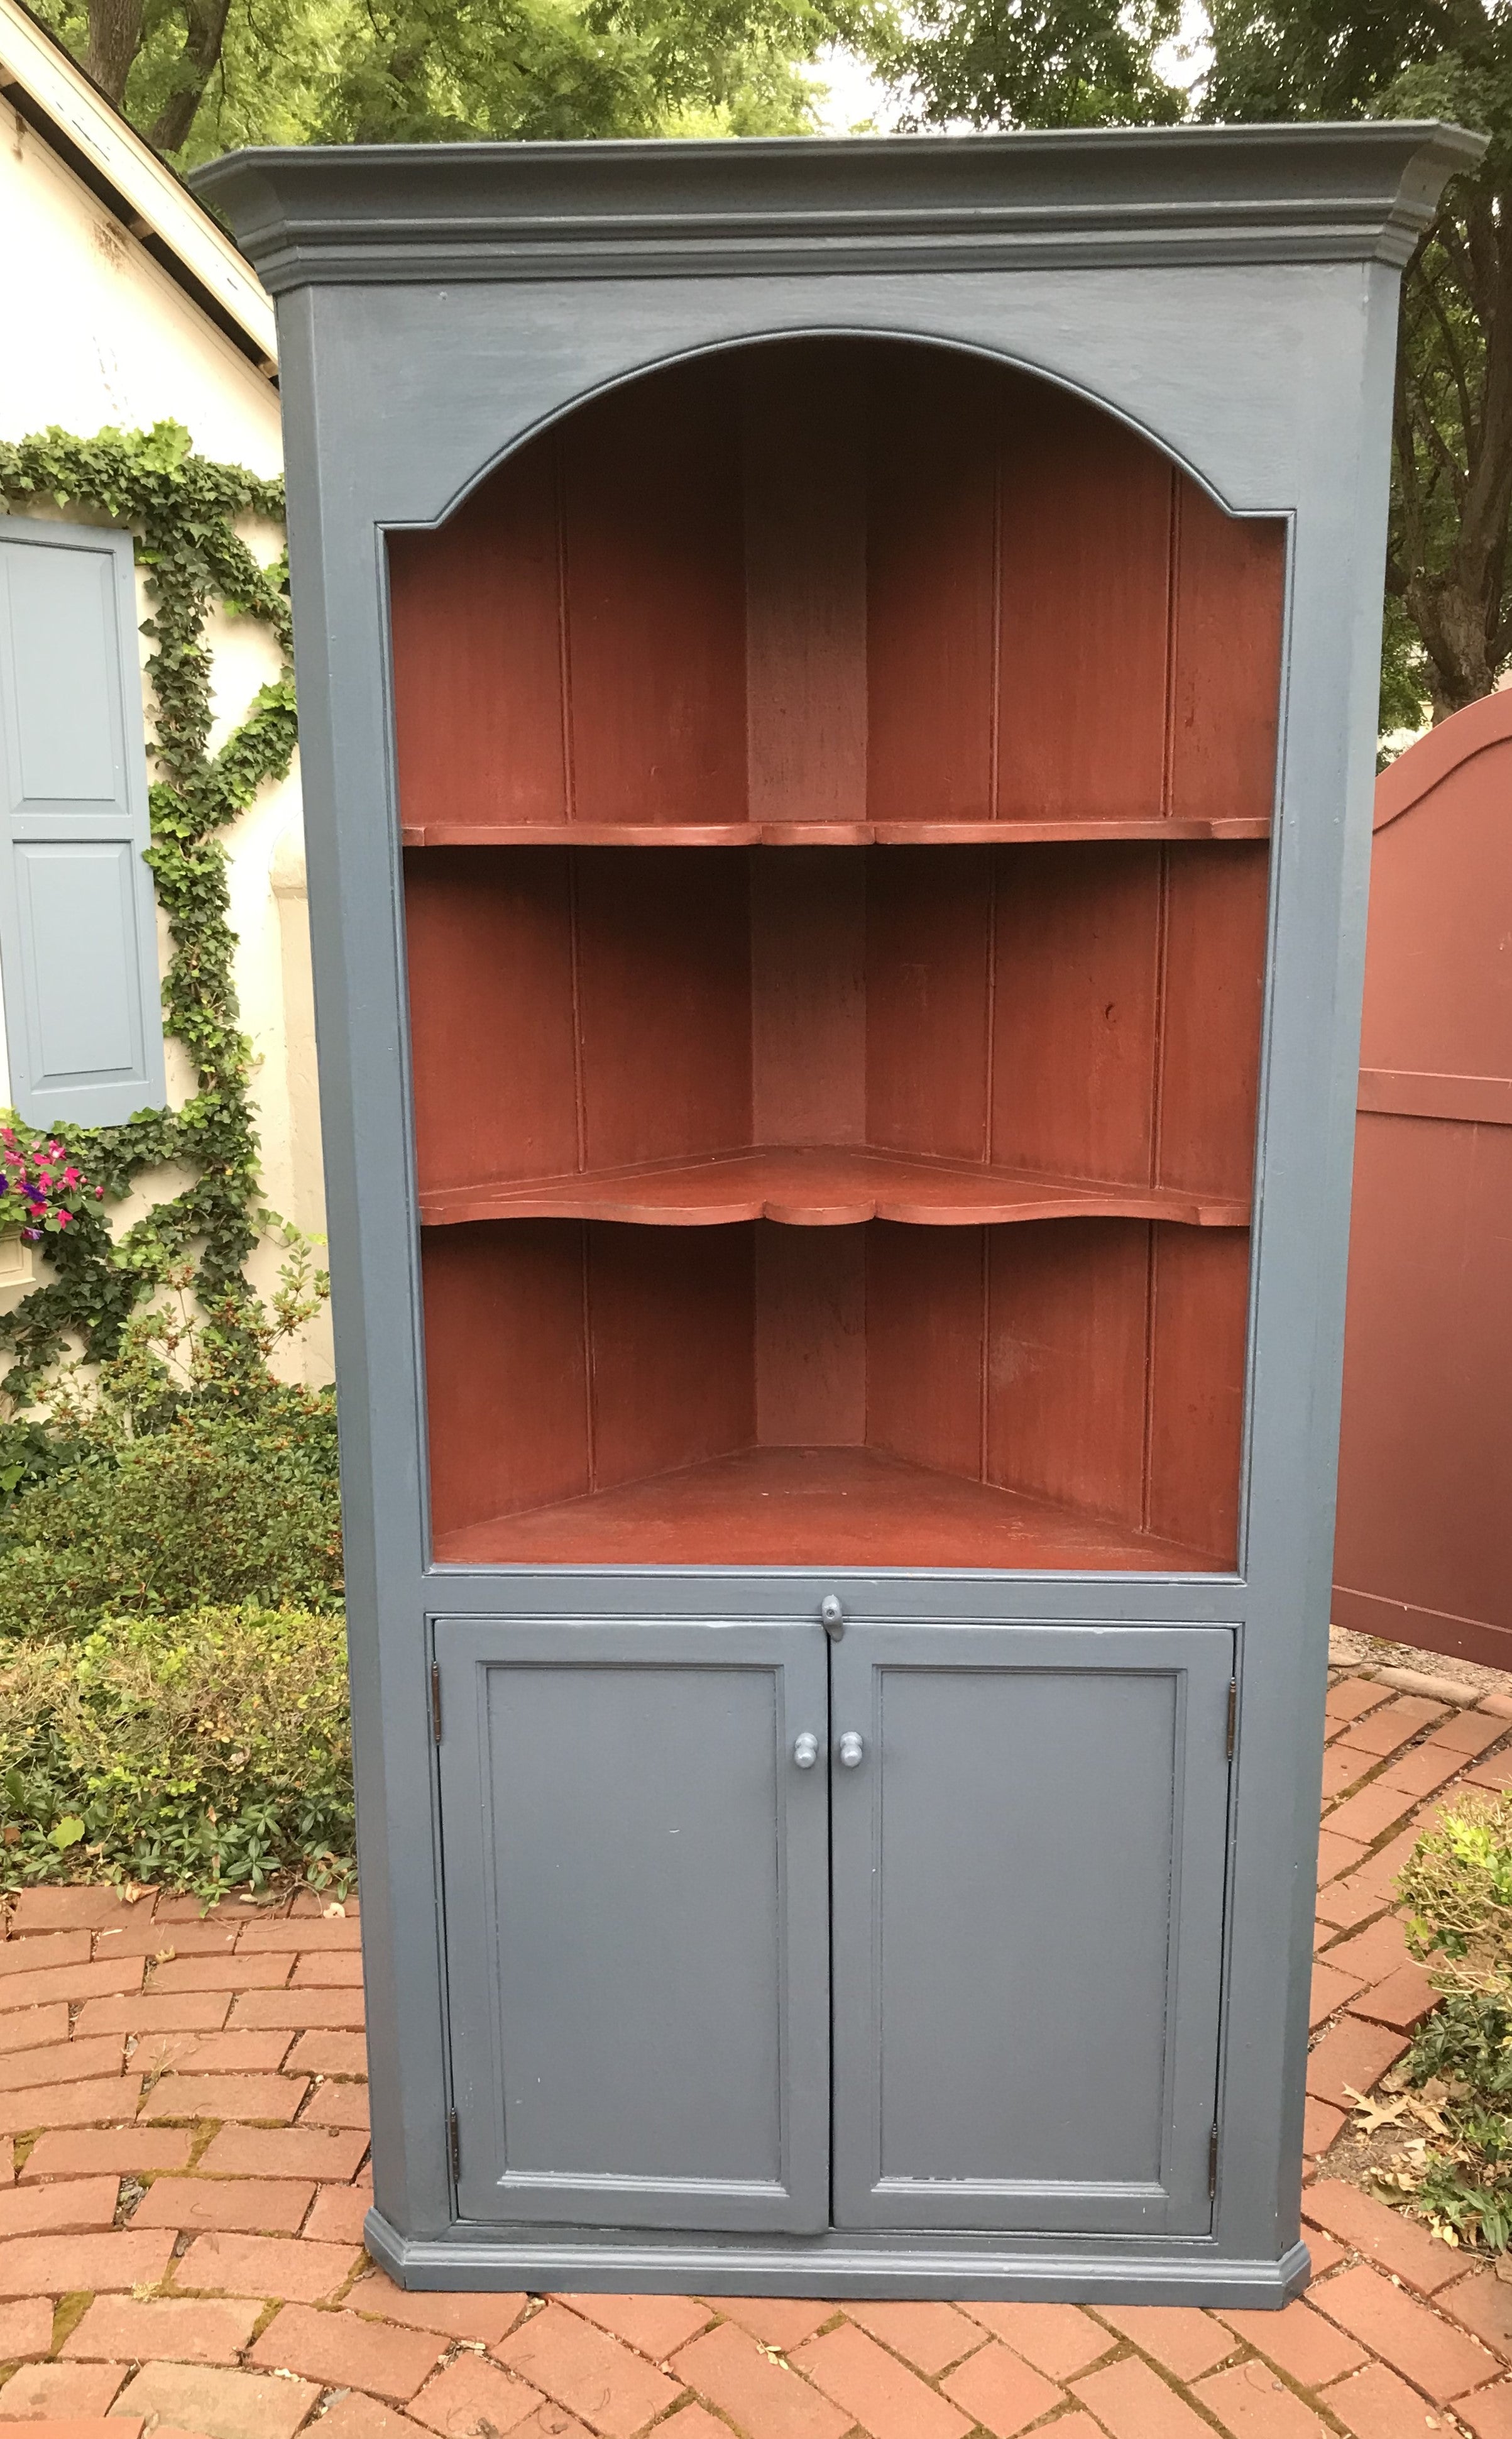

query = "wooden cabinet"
[197,121,1479,2303]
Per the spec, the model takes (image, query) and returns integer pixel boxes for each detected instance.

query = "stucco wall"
[0,97,331,1381]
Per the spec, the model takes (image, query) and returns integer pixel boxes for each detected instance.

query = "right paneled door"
[830,1622,1235,2235]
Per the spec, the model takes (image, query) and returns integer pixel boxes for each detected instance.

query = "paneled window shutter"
[0,520,166,1126]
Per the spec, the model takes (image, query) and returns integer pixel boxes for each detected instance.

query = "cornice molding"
[192,124,1486,294]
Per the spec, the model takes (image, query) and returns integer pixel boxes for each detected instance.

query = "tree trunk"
[148,0,233,152]
[1406,570,1501,720]
[83,0,145,105]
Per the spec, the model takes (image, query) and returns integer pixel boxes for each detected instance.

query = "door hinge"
[1225,1678,1237,1759]
[430,1660,443,1745]
[1208,2122,1220,2198]
[448,2107,461,2182]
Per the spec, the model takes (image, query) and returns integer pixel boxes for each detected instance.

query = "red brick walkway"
[6,1666,1512,2438]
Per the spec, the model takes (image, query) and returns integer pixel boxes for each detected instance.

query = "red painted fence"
[1332,691,1512,1666]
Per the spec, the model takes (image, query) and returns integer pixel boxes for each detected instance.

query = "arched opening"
[391,336,1284,1568]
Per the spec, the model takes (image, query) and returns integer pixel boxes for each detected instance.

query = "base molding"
[366,2210,1312,2308]
[1332,1582,1512,1670]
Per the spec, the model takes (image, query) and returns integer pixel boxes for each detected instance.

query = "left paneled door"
[436,1616,831,2232]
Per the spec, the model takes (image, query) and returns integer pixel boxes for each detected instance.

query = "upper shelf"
[419,1145,1249,1230]
[402,816,1273,849]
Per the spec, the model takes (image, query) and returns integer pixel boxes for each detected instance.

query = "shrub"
[1378,1793,1512,2249]
[0,1251,342,1633]
[0,1394,342,1635]
[0,1607,353,1900]
[1402,1793,1512,2007]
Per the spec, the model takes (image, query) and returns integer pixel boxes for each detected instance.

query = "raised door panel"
[830,1622,1233,2234]
[437,1617,829,2232]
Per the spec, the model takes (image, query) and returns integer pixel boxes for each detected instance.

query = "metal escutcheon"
[792,1732,821,1770]
[838,1731,865,1768]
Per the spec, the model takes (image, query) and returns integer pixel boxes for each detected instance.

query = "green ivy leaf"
[0,421,297,1398]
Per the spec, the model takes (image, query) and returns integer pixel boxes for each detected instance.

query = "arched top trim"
[409,328,1271,534]
[1376,690,1512,832]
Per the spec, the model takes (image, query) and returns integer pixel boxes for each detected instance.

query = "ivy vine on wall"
[0,421,299,1404]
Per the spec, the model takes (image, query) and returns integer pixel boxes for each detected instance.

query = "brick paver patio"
[5,1665,1512,2438]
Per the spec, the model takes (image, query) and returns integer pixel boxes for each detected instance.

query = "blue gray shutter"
[0,519,166,1125]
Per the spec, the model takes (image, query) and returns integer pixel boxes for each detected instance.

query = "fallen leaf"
[1346,2085,1416,2135]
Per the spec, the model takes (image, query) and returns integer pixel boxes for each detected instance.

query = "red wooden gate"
[1332,691,1512,1667]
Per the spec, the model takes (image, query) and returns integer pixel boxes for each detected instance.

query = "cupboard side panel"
[404,848,579,1196]
[589,1220,757,1490]
[1168,486,1286,825]
[997,394,1173,823]
[990,842,1162,1185]
[561,360,748,826]
[388,446,567,833]
[985,1218,1150,1528]
[1158,844,1270,1203]
[866,354,1000,825]
[421,1220,589,1539]
[866,848,992,1160]
[1145,1223,1249,1564]
[574,848,753,1170]
[865,1223,987,1480]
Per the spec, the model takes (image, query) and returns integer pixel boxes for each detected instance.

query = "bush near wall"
[0,1386,342,1634]
[0,1607,353,1900]
[1379,1794,1512,2249]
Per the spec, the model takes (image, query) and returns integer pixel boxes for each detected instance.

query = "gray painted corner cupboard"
[196,123,1479,2304]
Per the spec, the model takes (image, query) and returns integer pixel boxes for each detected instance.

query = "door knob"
[792,1732,821,1770]
[838,1731,865,1768]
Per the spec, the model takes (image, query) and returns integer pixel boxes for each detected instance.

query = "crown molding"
[192,124,1486,294]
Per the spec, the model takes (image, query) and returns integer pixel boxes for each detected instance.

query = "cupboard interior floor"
[431,1445,1224,1571]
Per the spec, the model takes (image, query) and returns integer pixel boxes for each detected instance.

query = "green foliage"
[0,1420,90,1514]
[1201,0,1512,721]
[868,0,1512,726]
[0,1402,342,1636]
[0,422,298,1404]
[0,1607,353,1900]
[1402,1788,1512,2006]
[1372,1793,1512,2251]
[35,0,872,160]
[870,0,1183,131]
[0,1254,341,1638]
[305,0,861,141]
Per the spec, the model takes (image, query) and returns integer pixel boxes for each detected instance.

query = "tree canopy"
[875,0,1512,726]
[37,0,871,158]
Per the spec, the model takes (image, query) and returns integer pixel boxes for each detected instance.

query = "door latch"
[820,1594,845,1639]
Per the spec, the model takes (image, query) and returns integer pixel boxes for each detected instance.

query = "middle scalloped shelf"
[400,816,1273,849]
[418,1145,1249,1230]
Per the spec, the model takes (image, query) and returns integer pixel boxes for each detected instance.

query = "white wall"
[0,99,331,1381]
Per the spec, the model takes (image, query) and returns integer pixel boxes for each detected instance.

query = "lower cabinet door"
[436,1617,830,2232]
[830,1622,1234,2235]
